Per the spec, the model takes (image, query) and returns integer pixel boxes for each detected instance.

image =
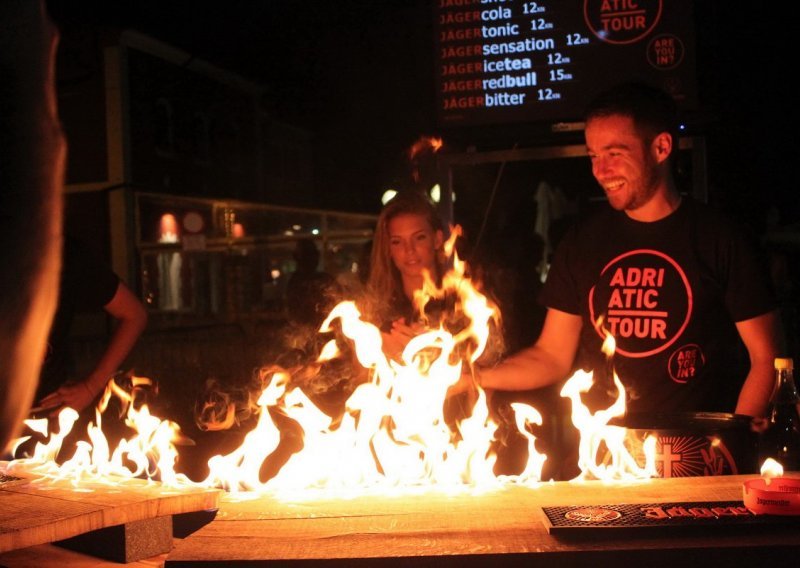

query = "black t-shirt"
[37,237,120,399]
[541,197,776,414]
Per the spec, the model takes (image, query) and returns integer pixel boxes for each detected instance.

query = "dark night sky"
[44,1,797,230]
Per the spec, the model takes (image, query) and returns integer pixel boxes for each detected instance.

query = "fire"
[200,227,544,497]
[6,376,195,488]
[408,136,443,160]
[562,331,656,482]
[760,457,784,484]
[4,228,658,496]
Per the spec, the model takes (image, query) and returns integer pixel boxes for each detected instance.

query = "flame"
[508,403,546,482]
[197,225,548,497]
[561,370,656,481]
[601,331,616,357]
[409,136,444,184]
[408,136,443,160]
[318,339,340,362]
[6,376,195,488]
[761,457,784,484]
[5,227,658,496]
[562,329,656,482]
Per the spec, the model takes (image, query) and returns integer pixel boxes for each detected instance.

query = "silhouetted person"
[35,235,148,417]
[1,0,65,452]
[285,239,340,329]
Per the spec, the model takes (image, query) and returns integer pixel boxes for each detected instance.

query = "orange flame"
[6,376,195,488]
[5,230,657,496]
[761,457,784,485]
[561,329,656,482]
[408,136,443,160]
[196,225,548,497]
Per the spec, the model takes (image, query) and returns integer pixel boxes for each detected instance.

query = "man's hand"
[37,380,99,417]
[446,365,481,399]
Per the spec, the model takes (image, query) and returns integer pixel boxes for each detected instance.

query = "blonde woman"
[362,190,447,360]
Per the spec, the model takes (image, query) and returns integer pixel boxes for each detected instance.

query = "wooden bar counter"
[165,473,800,566]
[0,467,220,560]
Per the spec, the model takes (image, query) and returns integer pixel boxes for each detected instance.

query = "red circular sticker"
[647,34,686,70]
[565,508,622,522]
[584,0,663,45]
[589,249,693,359]
[667,344,706,384]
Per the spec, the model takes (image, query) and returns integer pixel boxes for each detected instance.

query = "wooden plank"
[166,475,800,565]
[0,467,221,554]
[0,541,170,567]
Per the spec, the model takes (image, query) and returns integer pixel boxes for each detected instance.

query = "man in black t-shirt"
[477,82,781,419]
[35,236,148,416]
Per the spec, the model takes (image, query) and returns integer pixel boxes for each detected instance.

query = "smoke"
[193,320,363,432]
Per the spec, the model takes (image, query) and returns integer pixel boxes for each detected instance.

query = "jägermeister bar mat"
[542,501,800,537]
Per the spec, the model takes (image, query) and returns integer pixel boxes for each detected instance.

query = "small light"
[679,123,686,131]
[271,269,281,280]
[429,183,441,203]
[284,230,294,236]
[292,224,302,231]
[159,213,179,243]
[311,228,320,235]
[381,189,397,205]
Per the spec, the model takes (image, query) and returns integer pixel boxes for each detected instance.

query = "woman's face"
[387,213,443,282]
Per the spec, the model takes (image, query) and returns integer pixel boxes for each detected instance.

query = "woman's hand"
[381,319,425,361]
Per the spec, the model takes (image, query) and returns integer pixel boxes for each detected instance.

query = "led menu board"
[435,0,697,127]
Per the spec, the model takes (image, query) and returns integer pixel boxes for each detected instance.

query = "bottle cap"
[775,357,794,370]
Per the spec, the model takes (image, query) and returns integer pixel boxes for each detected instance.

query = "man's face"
[585,114,661,213]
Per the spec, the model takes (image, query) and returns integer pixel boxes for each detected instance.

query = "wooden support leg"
[56,515,173,563]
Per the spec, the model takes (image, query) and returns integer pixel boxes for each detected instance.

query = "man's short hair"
[584,81,679,146]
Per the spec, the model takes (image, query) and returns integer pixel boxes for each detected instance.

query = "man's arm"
[38,282,148,414]
[478,308,583,391]
[86,282,149,395]
[0,0,65,452]
[734,310,782,418]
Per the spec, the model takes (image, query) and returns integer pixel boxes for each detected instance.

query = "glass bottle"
[759,357,800,472]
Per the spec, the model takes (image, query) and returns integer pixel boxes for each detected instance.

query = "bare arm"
[86,283,149,394]
[38,282,148,414]
[479,308,583,391]
[734,310,782,417]
[0,0,65,452]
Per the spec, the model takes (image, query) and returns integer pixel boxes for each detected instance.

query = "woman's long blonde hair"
[364,190,445,320]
